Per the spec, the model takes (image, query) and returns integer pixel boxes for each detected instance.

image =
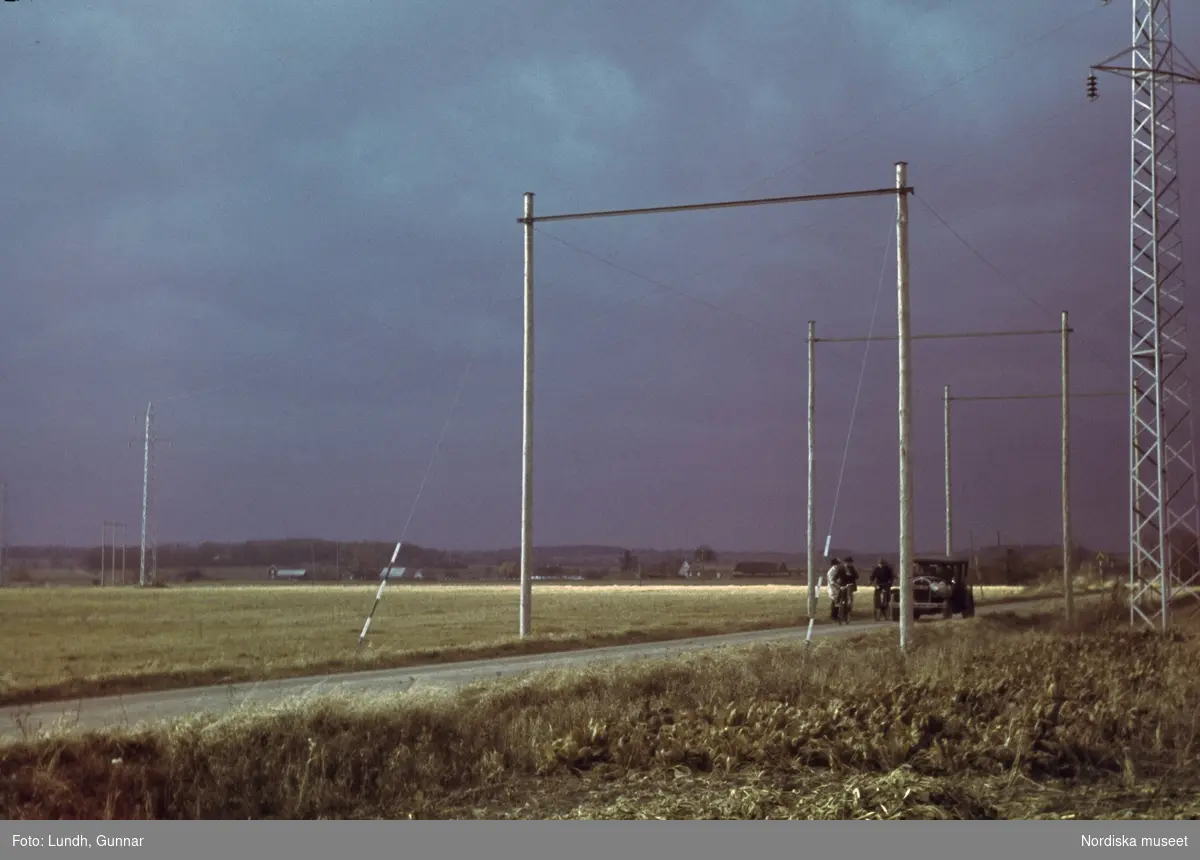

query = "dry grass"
[3,592,1196,820]
[0,580,1086,707]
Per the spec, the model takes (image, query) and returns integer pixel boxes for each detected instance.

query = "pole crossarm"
[1092,64,1200,85]
[947,391,1124,402]
[814,327,1068,344]
[1092,44,1200,85]
[519,186,911,224]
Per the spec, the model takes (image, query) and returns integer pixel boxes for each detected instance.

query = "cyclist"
[843,555,861,611]
[826,556,854,619]
[870,557,894,616]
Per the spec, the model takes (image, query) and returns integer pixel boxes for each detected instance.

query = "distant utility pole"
[131,402,170,587]
[101,520,121,586]
[945,378,1124,626]
[0,481,7,587]
[103,521,128,586]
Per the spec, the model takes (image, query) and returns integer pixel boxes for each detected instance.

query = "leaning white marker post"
[357,542,403,649]
[896,161,914,653]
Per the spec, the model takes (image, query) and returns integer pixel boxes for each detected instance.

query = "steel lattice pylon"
[1094,0,1200,630]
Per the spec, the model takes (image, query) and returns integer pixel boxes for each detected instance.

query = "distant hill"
[3,540,1126,577]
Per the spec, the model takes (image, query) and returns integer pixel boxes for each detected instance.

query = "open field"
[1,597,1197,819]
[0,581,1087,707]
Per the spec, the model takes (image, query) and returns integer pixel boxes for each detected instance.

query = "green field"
[0,581,1071,707]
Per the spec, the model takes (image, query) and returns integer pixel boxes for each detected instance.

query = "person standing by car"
[870,557,894,616]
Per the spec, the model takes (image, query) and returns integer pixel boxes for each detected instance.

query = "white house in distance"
[267,566,308,580]
[380,567,424,580]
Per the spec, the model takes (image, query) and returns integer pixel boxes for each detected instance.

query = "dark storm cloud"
[0,0,1192,553]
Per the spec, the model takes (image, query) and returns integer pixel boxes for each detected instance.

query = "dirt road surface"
[0,596,1071,742]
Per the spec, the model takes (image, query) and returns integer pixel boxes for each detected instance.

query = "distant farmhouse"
[379,567,464,581]
[267,566,309,580]
[381,567,422,580]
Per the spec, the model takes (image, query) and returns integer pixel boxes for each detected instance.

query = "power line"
[744,7,1110,197]
[537,226,878,391]
[588,4,1108,270]
[816,327,1070,344]
[825,219,895,548]
[356,291,500,649]
[947,391,1124,402]
[153,275,504,408]
[396,291,498,546]
[535,207,857,346]
[535,228,806,343]
[913,193,1126,379]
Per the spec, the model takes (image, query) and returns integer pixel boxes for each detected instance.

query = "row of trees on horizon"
[7,538,1176,586]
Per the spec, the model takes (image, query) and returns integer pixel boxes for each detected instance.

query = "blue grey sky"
[1,1,1195,553]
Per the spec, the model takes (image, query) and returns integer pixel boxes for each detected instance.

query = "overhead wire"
[535,226,876,389]
[524,3,1116,390]
[912,193,1128,380]
[112,5,1121,539]
[578,2,1110,271]
[763,5,1105,186]
[151,264,518,480]
[356,288,500,647]
[537,73,1111,364]
[152,265,518,408]
[533,80,1115,387]
[535,207,860,344]
[128,3,1113,422]
[825,219,895,554]
[535,228,805,343]
[394,290,499,547]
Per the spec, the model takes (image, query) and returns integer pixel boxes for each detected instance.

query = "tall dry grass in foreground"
[3,597,1196,820]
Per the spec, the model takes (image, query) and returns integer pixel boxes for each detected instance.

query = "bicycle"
[874,585,892,621]
[833,584,852,625]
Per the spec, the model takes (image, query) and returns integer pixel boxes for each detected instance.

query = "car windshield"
[916,563,962,581]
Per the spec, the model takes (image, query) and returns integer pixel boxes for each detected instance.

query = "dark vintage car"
[889,556,975,621]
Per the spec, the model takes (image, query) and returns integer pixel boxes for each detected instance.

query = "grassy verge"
[0,580,1096,708]
[1,594,1196,819]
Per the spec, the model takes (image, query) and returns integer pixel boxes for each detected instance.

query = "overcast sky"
[1,1,1195,554]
